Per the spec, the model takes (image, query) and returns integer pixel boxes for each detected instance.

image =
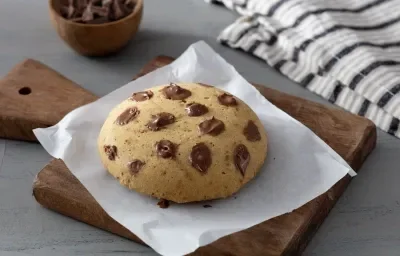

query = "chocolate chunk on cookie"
[128,160,145,175]
[234,144,250,176]
[185,103,208,116]
[198,117,225,136]
[244,120,261,141]
[130,91,154,102]
[104,145,117,160]
[218,93,237,106]
[190,143,212,173]
[162,83,192,100]
[98,82,267,204]
[115,107,140,126]
[147,112,175,131]
[155,140,177,159]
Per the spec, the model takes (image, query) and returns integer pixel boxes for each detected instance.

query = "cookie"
[97,82,268,203]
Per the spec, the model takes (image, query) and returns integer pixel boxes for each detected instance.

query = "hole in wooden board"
[19,87,31,95]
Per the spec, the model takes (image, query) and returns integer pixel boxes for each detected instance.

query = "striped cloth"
[207,0,400,138]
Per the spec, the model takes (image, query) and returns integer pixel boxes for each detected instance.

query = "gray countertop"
[1,1,400,255]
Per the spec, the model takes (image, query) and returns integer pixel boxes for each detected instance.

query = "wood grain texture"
[0,59,97,142]
[32,56,377,256]
[49,0,143,56]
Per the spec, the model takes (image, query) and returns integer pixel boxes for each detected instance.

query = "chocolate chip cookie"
[97,82,268,203]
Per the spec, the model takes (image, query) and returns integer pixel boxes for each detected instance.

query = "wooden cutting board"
[0,59,97,141]
[0,56,376,256]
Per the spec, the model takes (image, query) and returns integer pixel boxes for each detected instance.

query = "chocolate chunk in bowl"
[49,0,144,56]
[60,0,136,24]
[197,82,213,88]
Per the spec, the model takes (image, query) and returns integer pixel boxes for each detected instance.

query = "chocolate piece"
[111,0,125,20]
[162,83,192,100]
[81,2,94,22]
[198,117,225,136]
[60,0,134,24]
[115,107,140,126]
[102,0,113,7]
[244,120,261,142]
[197,83,213,88]
[82,2,109,22]
[185,103,208,116]
[75,0,88,11]
[218,93,237,106]
[157,199,170,209]
[155,140,177,158]
[189,143,212,173]
[92,6,109,17]
[125,0,135,9]
[92,0,103,6]
[130,90,154,102]
[60,0,78,18]
[127,159,145,174]
[203,204,212,208]
[146,112,175,131]
[104,145,117,160]
[120,0,135,15]
[60,5,75,19]
[234,144,250,176]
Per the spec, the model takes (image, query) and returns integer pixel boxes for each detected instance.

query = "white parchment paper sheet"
[34,41,355,256]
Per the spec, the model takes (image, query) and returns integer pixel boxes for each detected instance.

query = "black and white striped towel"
[207,0,400,138]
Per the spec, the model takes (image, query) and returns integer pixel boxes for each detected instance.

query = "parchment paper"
[33,41,355,256]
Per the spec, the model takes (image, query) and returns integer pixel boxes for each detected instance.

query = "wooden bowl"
[49,0,143,56]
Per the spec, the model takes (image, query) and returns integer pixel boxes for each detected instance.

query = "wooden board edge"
[0,117,48,142]
[0,58,98,142]
[283,121,376,255]
[348,120,377,170]
[32,159,146,246]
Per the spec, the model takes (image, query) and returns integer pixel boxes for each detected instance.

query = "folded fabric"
[207,0,400,138]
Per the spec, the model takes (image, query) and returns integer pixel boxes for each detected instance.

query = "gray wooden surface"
[1,1,399,255]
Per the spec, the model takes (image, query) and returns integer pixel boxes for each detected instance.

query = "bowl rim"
[49,0,143,27]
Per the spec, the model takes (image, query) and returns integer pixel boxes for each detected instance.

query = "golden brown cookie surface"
[97,83,268,203]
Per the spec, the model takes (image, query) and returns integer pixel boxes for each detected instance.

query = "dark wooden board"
[1,56,375,256]
[0,59,97,141]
